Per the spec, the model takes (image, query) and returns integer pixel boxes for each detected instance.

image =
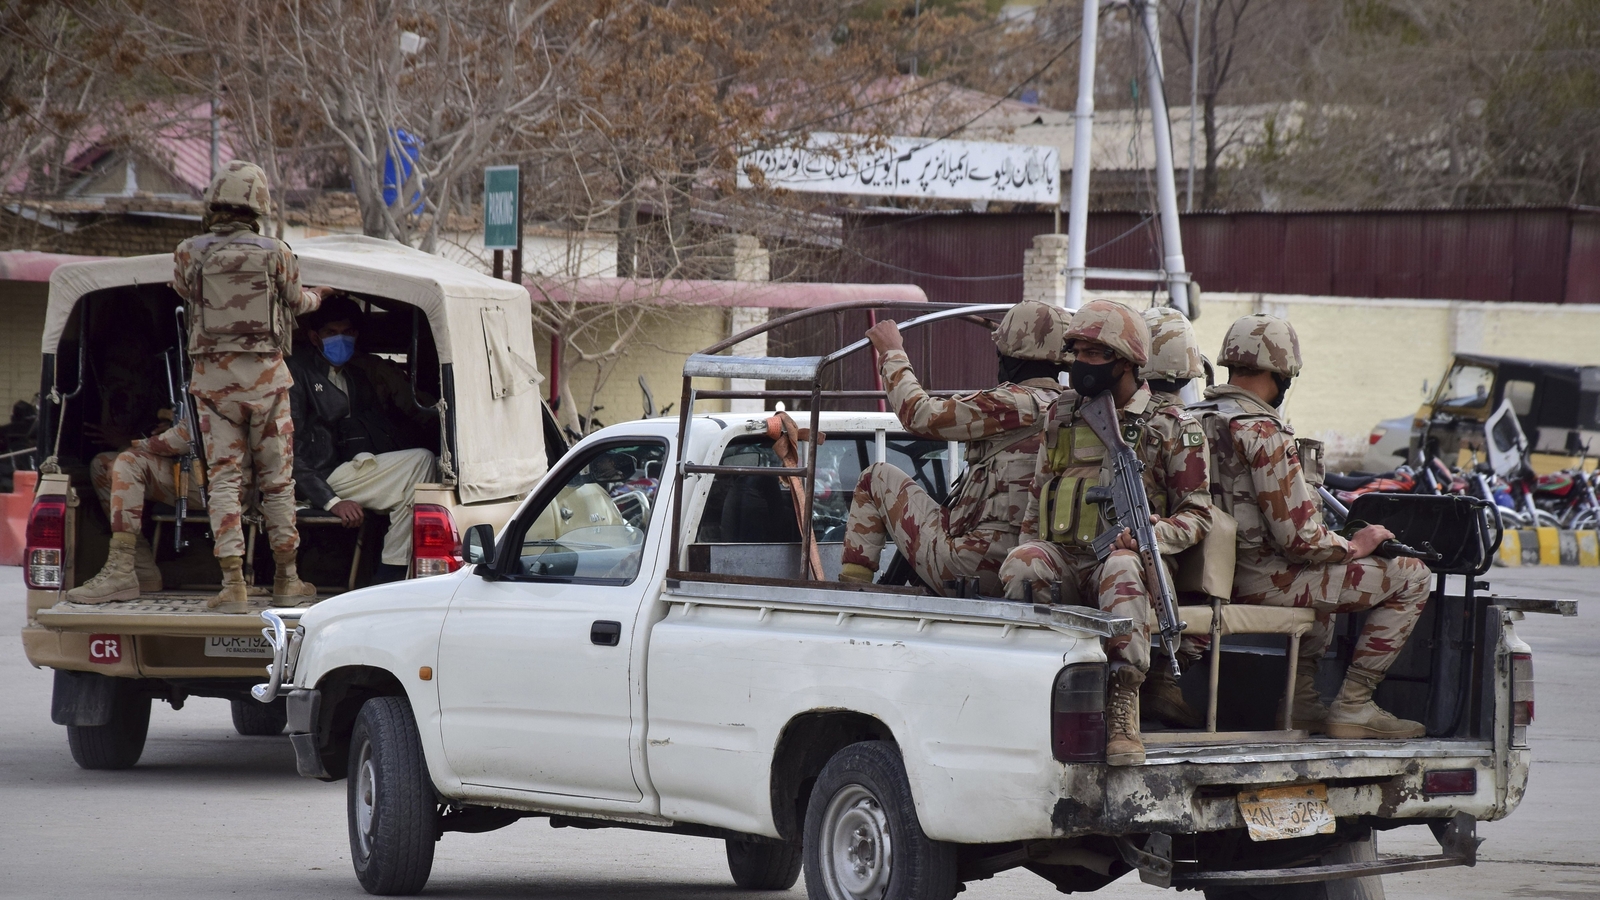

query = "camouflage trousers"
[90,449,204,535]
[1000,541,1152,671]
[199,392,299,558]
[1234,552,1432,675]
[840,462,1017,594]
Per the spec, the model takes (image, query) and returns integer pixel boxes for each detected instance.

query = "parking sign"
[483,165,519,250]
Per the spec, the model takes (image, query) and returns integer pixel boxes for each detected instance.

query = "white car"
[256,407,1547,900]
[1360,416,1416,474]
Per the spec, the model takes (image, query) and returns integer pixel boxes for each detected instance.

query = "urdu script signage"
[737,133,1060,205]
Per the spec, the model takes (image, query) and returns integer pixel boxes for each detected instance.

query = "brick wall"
[1,210,200,257]
[0,282,48,411]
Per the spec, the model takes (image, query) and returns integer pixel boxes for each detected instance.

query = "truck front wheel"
[726,838,803,890]
[802,741,958,900]
[231,697,288,736]
[348,696,436,896]
[65,684,150,770]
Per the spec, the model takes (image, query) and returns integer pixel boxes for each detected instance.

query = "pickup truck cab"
[21,235,557,769]
[266,302,1560,900]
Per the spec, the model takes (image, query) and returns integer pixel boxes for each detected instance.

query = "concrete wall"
[1098,291,1600,469]
[0,281,48,411]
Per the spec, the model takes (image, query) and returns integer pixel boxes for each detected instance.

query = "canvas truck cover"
[41,234,545,504]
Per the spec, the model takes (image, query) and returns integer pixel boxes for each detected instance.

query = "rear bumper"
[1054,739,1526,839]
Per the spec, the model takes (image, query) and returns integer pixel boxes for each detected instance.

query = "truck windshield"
[1436,364,1495,410]
[517,440,667,582]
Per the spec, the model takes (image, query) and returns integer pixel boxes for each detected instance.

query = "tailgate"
[34,594,315,637]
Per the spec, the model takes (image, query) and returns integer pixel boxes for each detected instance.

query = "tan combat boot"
[1291,654,1330,734]
[1324,666,1425,739]
[272,550,317,603]
[209,555,250,613]
[838,563,874,584]
[133,534,163,593]
[1141,662,1202,729]
[66,532,141,604]
[1106,666,1146,766]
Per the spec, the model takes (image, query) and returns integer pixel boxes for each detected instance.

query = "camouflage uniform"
[840,301,1068,594]
[1195,383,1431,674]
[173,161,321,562]
[89,421,203,535]
[1198,314,1430,739]
[1001,383,1212,671]
[1141,305,1207,408]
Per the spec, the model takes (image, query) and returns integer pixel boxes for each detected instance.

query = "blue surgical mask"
[320,333,356,366]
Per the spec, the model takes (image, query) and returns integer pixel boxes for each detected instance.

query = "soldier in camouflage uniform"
[173,160,325,613]
[1193,314,1431,740]
[839,301,1070,595]
[1000,300,1212,765]
[1142,306,1208,408]
[67,420,202,603]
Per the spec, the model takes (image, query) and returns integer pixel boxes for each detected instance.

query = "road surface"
[1,566,1594,899]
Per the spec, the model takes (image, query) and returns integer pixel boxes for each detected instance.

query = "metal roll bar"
[667,300,1019,583]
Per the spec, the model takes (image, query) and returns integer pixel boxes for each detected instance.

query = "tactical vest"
[947,385,1057,536]
[1190,396,1327,524]
[185,230,293,355]
[1036,402,1164,548]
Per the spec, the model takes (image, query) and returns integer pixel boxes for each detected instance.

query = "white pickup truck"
[261,389,1557,899]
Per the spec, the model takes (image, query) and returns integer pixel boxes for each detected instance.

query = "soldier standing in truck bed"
[1192,314,1431,740]
[838,300,1071,595]
[172,160,326,612]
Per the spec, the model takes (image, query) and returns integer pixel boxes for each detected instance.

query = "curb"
[1494,528,1600,566]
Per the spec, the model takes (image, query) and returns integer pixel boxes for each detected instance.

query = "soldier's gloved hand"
[865,319,904,354]
[1346,523,1396,562]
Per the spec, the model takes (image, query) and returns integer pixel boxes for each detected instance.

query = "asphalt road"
[1,565,1595,900]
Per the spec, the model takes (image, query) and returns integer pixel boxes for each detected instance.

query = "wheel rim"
[819,783,893,900]
[354,737,376,860]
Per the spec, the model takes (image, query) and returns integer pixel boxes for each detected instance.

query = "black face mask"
[1270,374,1294,408]
[998,354,1062,385]
[1070,359,1120,397]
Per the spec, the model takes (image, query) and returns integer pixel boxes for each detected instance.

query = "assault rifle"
[1079,391,1185,678]
[165,307,208,551]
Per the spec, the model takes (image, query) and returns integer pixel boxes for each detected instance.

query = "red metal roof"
[528,277,926,308]
[0,251,108,283]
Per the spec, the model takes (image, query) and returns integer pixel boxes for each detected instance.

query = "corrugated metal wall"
[841,207,1599,306]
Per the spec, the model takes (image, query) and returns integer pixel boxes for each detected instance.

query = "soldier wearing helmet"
[1141,306,1208,407]
[172,160,328,612]
[1193,314,1431,740]
[839,300,1069,596]
[999,299,1213,765]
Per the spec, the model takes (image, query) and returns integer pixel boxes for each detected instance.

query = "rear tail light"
[412,504,462,577]
[1511,652,1534,747]
[25,495,68,590]
[1368,427,1386,445]
[1422,768,1477,797]
[1052,664,1106,763]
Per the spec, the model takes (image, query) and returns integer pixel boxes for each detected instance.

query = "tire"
[802,741,959,900]
[66,682,151,770]
[726,838,803,890]
[231,697,288,736]
[348,696,437,896]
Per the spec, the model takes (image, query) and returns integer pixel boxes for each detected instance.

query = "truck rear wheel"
[231,697,288,736]
[66,684,150,770]
[726,838,803,890]
[348,696,436,896]
[802,741,959,900]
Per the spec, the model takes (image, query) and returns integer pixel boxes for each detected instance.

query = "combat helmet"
[1064,299,1150,366]
[993,300,1072,363]
[203,160,272,217]
[1218,314,1302,377]
[1141,306,1205,380]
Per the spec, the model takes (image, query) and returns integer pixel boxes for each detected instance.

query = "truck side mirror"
[463,523,496,568]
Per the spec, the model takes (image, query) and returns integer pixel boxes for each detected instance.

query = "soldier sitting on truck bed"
[67,418,202,603]
[287,295,438,584]
[1192,314,1431,740]
[838,300,1070,595]
[1000,300,1211,766]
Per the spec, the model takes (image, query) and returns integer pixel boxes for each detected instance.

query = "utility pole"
[1064,0,1101,310]
[1188,0,1201,212]
[1138,0,1192,316]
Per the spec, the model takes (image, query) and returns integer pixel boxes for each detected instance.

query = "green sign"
[483,165,520,250]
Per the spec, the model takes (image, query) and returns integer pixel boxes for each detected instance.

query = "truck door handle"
[590,620,622,646]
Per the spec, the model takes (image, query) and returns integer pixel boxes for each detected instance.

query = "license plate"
[203,636,274,658]
[1237,784,1336,842]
